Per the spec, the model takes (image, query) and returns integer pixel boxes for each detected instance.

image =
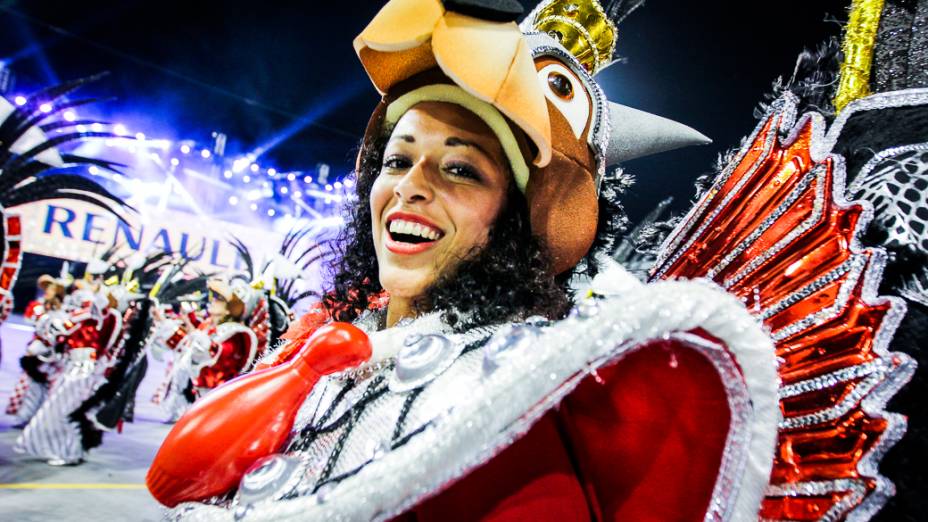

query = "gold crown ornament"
[529,0,617,74]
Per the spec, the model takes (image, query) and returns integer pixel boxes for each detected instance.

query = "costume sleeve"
[24,300,43,321]
[151,318,188,351]
[187,310,203,329]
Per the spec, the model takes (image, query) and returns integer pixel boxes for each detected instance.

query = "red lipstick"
[384,211,444,255]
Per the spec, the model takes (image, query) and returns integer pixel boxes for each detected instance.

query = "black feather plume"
[603,0,647,26]
[227,237,255,280]
[1,77,126,221]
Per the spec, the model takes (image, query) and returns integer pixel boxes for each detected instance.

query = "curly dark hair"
[321,129,626,332]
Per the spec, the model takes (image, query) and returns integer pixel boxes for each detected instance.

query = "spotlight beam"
[163,173,208,217]
[0,5,360,140]
[246,81,366,162]
[4,13,60,86]
[291,197,323,219]
[182,168,231,190]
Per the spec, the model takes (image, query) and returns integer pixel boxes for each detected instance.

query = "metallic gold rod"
[834,0,885,113]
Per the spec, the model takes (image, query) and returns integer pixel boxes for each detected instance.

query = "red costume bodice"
[62,306,121,360]
[194,322,257,389]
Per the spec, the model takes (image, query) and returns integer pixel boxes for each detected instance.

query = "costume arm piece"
[146,322,372,507]
[187,309,203,329]
[0,214,23,327]
[63,312,107,362]
[32,312,63,351]
[24,300,43,321]
[209,276,777,522]
[151,318,188,351]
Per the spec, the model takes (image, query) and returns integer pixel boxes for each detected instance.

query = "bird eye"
[547,72,574,100]
[536,62,590,140]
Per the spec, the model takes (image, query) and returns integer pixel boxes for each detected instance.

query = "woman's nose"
[394,158,433,203]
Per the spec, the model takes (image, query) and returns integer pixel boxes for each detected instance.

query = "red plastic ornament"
[146,322,372,507]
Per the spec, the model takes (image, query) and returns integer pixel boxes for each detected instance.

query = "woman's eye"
[444,163,480,181]
[382,155,412,170]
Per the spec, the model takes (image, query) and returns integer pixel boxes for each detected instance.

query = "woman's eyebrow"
[390,134,415,143]
[445,136,491,158]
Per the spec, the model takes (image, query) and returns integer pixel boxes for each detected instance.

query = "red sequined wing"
[651,94,915,521]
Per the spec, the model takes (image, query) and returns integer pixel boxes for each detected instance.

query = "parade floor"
[0,316,169,521]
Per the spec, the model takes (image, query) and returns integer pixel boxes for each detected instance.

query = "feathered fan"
[0,76,128,335]
[226,229,332,348]
[1,75,126,212]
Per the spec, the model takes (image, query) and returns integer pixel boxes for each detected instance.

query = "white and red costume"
[152,284,269,421]
[14,296,123,464]
[154,316,260,421]
[5,301,69,425]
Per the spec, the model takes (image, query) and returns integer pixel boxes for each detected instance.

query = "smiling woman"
[329,100,573,332]
[146,0,721,516]
[145,0,923,520]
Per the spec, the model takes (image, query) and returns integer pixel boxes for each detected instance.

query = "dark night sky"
[0,0,849,221]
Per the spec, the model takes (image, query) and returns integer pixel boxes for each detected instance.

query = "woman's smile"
[384,211,446,254]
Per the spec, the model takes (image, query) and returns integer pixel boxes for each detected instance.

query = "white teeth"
[388,219,441,241]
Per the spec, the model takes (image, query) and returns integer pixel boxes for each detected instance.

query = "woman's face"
[370,101,511,301]
[43,284,62,302]
[208,294,230,320]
